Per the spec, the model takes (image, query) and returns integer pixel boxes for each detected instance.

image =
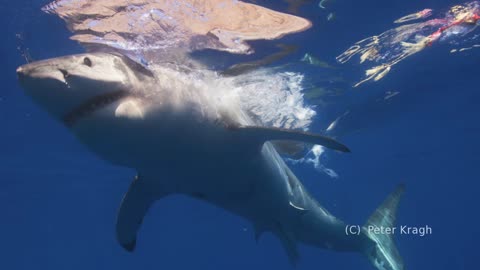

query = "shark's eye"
[83,57,92,67]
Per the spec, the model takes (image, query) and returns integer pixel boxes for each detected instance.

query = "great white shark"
[17,52,405,270]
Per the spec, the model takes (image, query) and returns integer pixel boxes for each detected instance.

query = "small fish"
[327,12,335,21]
[319,0,335,9]
[301,53,336,69]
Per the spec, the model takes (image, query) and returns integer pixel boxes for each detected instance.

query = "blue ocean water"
[1,0,478,269]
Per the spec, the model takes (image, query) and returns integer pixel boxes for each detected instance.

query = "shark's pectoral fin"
[116,174,167,252]
[277,230,300,266]
[232,125,350,153]
[273,223,300,266]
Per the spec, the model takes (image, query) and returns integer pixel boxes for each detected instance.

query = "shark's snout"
[16,66,27,81]
[17,63,41,82]
[16,61,73,119]
[16,62,68,87]
[17,62,42,76]
[16,64,40,86]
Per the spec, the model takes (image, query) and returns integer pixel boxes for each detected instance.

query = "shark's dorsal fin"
[231,125,350,153]
[116,174,168,251]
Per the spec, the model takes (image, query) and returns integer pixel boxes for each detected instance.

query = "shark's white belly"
[69,98,299,224]
[67,96,361,257]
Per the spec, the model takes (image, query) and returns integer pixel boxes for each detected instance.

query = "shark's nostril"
[59,69,69,78]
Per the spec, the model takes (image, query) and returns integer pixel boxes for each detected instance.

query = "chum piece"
[337,1,480,87]
[42,0,311,58]
[394,9,433,24]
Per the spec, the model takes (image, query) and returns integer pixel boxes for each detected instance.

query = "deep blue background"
[1,0,478,269]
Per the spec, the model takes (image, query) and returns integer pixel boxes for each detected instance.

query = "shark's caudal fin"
[363,184,405,270]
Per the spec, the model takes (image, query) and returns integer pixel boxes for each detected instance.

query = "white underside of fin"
[115,99,144,119]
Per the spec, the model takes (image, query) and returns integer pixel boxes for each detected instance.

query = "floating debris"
[450,44,480,53]
[338,1,480,87]
[384,90,400,100]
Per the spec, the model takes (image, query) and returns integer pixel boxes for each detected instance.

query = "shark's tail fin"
[363,184,405,270]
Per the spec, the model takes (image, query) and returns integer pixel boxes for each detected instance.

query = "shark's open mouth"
[63,90,131,127]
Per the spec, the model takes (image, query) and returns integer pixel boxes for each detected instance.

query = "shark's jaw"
[62,89,132,127]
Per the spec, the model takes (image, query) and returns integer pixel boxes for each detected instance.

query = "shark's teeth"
[63,90,132,127]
